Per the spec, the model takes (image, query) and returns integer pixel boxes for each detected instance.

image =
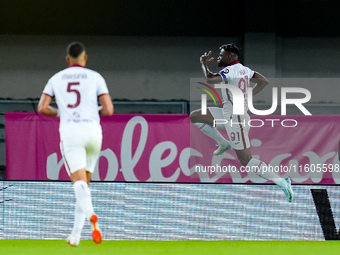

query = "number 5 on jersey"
[67,82,81,108]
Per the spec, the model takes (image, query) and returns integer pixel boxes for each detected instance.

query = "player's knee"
[237,154,252,166]
[239,158,249,166]
[189,110,200,123]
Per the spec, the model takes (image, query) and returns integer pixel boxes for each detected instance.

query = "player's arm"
[37,94,59,117]
[98,94,114,116]
[250,72,269,96]
[200,51,223,84]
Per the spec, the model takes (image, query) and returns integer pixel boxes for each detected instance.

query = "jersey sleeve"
[218,67,230,82]
[42,78,54,97]
[96,75,109,96]
[248,67,255,78]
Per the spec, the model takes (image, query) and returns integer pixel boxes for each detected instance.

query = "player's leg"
[86,171,92,186]
[66,168,89,246]
[85,136,103,244]
[70,169,95,220]
[70,168,87,182]
[234,147,283,183]
[60,138,93,246]
[190,108,214,126]
[190,107,232,155]
[227,115,293,202]
[84,171,101,244]
[235,148,293,202]
[234,147,252,167]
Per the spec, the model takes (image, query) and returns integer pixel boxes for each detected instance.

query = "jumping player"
[190,43,293,202]
[38,42,114,246]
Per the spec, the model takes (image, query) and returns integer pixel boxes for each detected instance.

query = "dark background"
[1,0,339,37]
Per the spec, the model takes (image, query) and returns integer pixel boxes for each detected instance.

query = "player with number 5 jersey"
[38,42,113,247]
[190,43,294,203]
[42,58,109,140]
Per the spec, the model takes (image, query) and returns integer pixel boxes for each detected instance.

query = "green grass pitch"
[0,240,339,255]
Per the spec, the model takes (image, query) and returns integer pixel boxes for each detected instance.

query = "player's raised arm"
[200,51,223,84]
[37,93,59,116]
[98,94,114,116]
[251,72,269,96]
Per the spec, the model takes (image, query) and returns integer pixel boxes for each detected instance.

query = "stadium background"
[1,0,340,245]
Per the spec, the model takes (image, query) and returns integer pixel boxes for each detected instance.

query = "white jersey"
[218,61,254,118]
[43,65,109,139]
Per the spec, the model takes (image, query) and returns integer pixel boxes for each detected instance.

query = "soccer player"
[190,43,293,202]
[38,42,114,246]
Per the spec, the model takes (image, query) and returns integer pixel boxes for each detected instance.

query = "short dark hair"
[67,42,85,58]
[220,43,240,56]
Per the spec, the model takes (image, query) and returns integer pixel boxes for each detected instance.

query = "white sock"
[193,122,228,145]
[71,201,86,236]
[247,158,284,186]
[73,180,94,220]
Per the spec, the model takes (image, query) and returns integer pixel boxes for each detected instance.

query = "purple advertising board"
[5,113,340,184]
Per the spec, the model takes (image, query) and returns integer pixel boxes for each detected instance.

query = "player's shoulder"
[47,69,65,83]
[235,62,253,71]
[219,62,254,78]
[82,67,100,75]
[219,66,231,77]
[219,64,239,77]
[232,62,247,70]
[232,63,254,75]
[82,67,105,80]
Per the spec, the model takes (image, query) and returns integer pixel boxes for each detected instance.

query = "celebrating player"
[190,43,293,202]
[38,42,114,246]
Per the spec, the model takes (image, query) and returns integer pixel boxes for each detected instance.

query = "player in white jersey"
[190,43,293,202]
[38,42,114,246]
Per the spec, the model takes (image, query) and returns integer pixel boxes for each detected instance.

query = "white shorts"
[60,134,102,175]
[208,107,250,150]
